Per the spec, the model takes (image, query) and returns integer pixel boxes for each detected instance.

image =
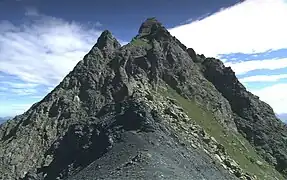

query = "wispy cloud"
[10,88,37,96]
[0,81,39,96]
[225,58,287,75]
[0,8,128,90]
[0,81,39,88]
[240,74,287,83]
[0,15,102,87]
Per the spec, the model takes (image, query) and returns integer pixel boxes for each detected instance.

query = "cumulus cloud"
[225,58,287,75]
[168,0,287,58]
[240,74,287,83]
[252,83,287,114]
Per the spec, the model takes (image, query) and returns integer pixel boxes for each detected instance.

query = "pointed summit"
[96,30,121,50]
[84,30,121,60]
[138,17,163,34]
[137,17,169,39]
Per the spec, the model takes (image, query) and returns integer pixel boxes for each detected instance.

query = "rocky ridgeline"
[0,18,286,180]
[130,85,256,180]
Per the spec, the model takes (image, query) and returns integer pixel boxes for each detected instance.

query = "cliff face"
[0,18,286,180]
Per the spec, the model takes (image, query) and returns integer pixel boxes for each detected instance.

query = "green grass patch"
[158,85,284,180]
[128,38,152,49]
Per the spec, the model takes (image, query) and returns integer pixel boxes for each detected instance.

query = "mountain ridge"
[0,18,286,180]
[0,116,12,124]
[278,114,287,122]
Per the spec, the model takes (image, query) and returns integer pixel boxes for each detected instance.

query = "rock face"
[0,18,286,180]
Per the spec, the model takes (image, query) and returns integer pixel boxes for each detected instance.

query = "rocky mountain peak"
[138,17,162,33]
[0,18,287,180]
[137,17,170,40]
[83,30,121,61]
[96,30,121,50]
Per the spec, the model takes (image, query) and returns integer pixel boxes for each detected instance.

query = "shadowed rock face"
[0,18,286,180]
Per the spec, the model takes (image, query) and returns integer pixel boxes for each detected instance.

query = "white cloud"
[168,0,287,58]
[10,88,37,96]
[0,12,125,88]
[240,74,287,83]
[225,58,287,75]
[0,81,40,97]
[0,16,102,87]
[252,83,287,114]
[0,81,39,88]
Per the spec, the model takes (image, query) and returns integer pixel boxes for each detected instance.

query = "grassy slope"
[159,85,284,180]
[126,38,152,49]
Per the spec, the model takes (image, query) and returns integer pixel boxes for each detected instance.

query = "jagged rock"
[187,48,197,62]
[0,18,286,180]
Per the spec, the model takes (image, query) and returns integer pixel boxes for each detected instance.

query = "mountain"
[0,18,286,180]
[278,114,287,122]
[0,116,12,124]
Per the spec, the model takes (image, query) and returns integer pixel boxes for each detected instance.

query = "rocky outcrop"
[0,18,286,180]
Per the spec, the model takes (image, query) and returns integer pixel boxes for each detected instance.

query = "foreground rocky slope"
[0,18,286,180]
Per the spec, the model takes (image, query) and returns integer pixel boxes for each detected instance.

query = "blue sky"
[0,0,286,118]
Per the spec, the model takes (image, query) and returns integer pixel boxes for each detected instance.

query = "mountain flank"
[0,18,286,180]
